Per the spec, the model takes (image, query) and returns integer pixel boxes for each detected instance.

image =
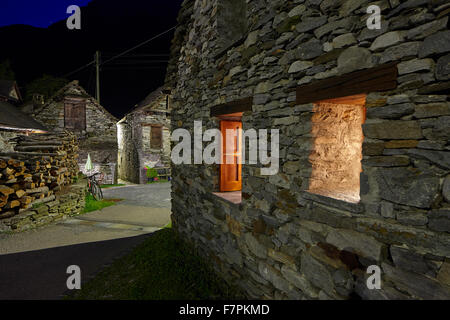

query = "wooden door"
[220,121,242,192]
[64,99,86,131]
[151,126,163,149]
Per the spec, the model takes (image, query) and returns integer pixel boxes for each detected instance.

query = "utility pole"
[95,50,101,104]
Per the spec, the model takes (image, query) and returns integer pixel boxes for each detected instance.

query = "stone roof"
[0,100,47,132]
[34,80,118,122]
[123,86,170,119]
[136,86,166,109]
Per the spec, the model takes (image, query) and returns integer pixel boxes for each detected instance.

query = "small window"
[150,126,163,149]
[64,98,86,131]
[216,0,247,53]
[308,95,366,204]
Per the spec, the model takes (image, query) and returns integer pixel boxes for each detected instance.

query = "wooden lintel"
[211,97,253,117]
[296,62,398,105]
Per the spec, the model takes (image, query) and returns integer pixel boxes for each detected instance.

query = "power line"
[61,24,177,78]
[101,25,177,66]
[63,60,95,78]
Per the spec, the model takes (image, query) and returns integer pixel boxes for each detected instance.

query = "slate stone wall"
[167,0,450,299]
[33,82,118,184]
[0,180,87,233]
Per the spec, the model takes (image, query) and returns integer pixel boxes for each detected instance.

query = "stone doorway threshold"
[212,191,242,205]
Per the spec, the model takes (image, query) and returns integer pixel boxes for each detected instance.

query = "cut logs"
[0,132,80,219]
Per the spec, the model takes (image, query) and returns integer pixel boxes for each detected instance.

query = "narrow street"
[0,183,171,300]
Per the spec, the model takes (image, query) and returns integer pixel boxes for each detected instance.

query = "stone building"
[166,0,450,299]
[32,81,118,184]
[0,80,47,151]
[117,87,171,184]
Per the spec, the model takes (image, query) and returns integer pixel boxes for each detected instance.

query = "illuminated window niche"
[307,94,366,204]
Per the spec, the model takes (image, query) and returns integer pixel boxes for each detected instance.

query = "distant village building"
[0,80,22,103]
[166,0,450,300]
[0,80,47,151]
[32,80,118,184]
[118,87,171,184]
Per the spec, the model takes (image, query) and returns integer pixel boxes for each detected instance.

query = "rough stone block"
[363,120,423,140]
[300,252,334,294]
[390,246,433,275]
[437,259,450,287]
[376,167,440,208]
[244,233,268,259]
[332,33,357,49]
[367,103,415,119]
[370,31,405,51]
[428,209,450,233]
[296,16,328,33]
[407,17,448,40]
[407,149,450,170]
[382,262,450,299]
[326,229,385,261]
[288,61,314,73]
[281,265,319,298]
[337,47,374,74]
[380,42,421,64]
[419,30,450,58]
[436,54,450,80]
[414,102,450,118]
[398,59,435,75]
[384,140,418,149]
[396,211,428,226]
[268,248,296,268]
[258,262,290,292]
[363,156,410,167]
[296,39,323,60]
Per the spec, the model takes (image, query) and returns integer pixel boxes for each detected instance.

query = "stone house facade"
[33,81,119,184]
[0,80,47,151]
[118,87,171,184]
[167,0,450,299]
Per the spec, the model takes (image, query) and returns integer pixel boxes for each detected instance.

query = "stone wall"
[0,180,87,233]
[33,81,118,184]
[167,0,450,299]
[118,93,171,184]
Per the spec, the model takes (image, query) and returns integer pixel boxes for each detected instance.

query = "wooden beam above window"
[296,63,398,105]
[210,97,253,117]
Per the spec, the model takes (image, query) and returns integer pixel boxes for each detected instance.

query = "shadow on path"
[0,233,152,300]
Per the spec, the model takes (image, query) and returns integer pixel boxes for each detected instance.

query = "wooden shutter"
[151,126,163,149]
[64,99,86,131]
[220,121,242,192]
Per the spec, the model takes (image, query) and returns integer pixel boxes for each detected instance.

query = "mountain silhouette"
[0,0,183,118]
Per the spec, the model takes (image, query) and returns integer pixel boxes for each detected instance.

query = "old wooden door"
[151,125,163,149]
[64,98,86,131]
[220,121,242,192]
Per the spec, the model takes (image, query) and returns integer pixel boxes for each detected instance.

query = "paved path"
[0,182,171,300]
[102,182,171,208]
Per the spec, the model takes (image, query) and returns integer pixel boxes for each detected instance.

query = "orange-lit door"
[220,121,242,192]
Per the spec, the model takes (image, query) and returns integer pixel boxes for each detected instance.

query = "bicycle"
[87,172,104,201]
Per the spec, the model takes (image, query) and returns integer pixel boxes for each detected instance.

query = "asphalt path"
[0,182,171,300]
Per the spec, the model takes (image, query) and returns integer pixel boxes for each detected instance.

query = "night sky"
[0,0,183,118]
[0,0,93,28]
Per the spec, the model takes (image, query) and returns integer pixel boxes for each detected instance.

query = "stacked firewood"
[0,132,79,219]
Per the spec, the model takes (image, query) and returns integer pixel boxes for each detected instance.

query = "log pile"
[0,132,79,220]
